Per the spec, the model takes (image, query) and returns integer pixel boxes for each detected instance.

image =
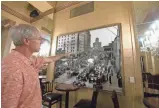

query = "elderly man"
[2,24,69,108]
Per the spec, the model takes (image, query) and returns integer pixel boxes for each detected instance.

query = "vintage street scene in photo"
[54,25,123,92]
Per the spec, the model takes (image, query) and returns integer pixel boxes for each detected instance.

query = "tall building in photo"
[113,36,120,73]
[84,31,91,51]
[103,42,113,58]
[93,37,102,49]
[78,32,85,52]
[56,33,78,53]
[78,31,91,52]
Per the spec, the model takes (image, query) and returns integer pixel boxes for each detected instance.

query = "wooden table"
[39,75,46,79]
[55,83,79,108]
[143,97,159,108]
[39,75,46,86]
[39,75,46,82]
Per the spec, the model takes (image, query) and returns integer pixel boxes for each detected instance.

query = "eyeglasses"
[29,37,43,40]
[27,37,45,44]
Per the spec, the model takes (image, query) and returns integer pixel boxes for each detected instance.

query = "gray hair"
[9,24,41,46]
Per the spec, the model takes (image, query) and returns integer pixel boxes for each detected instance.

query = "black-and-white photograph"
[54,24,123,92]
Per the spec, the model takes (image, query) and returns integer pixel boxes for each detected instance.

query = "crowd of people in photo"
[55,48,122,89]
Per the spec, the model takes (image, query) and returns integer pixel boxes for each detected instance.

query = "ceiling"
[1,1,159,36]
[133,1,159,36]
[1,1,82,23]
[133,1,159,24]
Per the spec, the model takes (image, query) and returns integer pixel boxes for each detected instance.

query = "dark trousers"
[109,76,112,84]
[118,78,122,88]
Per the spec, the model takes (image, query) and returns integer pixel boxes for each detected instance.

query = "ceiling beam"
[31,1,82,23]
[28,1,54,20]
[1,4,30,23]
[31,2,57,23]
[47,1,57,8]
[2,1,83,23]
[30,8,55,23]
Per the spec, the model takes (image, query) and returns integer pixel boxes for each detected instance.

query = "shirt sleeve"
[30,56,45,73]
[2,69,23,108]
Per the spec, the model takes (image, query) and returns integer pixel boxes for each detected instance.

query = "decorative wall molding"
[1,4,30,23]
[41,26,51,34]
[1,19,16,28]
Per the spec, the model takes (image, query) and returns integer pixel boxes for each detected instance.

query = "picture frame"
[54,23,124,93]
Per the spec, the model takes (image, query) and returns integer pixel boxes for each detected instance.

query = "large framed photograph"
[54,24,123,93]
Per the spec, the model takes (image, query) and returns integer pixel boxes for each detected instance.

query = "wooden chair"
[144,92,159,98]
[74,90,99,108]
[147,74,159,90]
[142,74,159,108]
[143,98,151,108]
[111,90,120,108]
[40,80,63,108]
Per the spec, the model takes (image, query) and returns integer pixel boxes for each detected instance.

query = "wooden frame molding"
[1,4,30,23]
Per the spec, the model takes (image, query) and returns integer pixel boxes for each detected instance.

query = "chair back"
[111,90,119,108]
[148,74,159,90]
[143,99,151,108]
[90,89,99,108]
[40,81,54,95]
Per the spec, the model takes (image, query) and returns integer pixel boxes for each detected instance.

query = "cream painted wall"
[153,56,159,74]
[48,1,143,108]
[151,55,159,75]
[1,10,29,57]
[1,10,53,57]
[1,10,29,25]
[1,26,12,58]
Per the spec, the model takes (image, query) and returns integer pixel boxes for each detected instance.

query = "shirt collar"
[11,49,32,66]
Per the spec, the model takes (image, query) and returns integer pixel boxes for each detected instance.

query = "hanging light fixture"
[139,20,159,56]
